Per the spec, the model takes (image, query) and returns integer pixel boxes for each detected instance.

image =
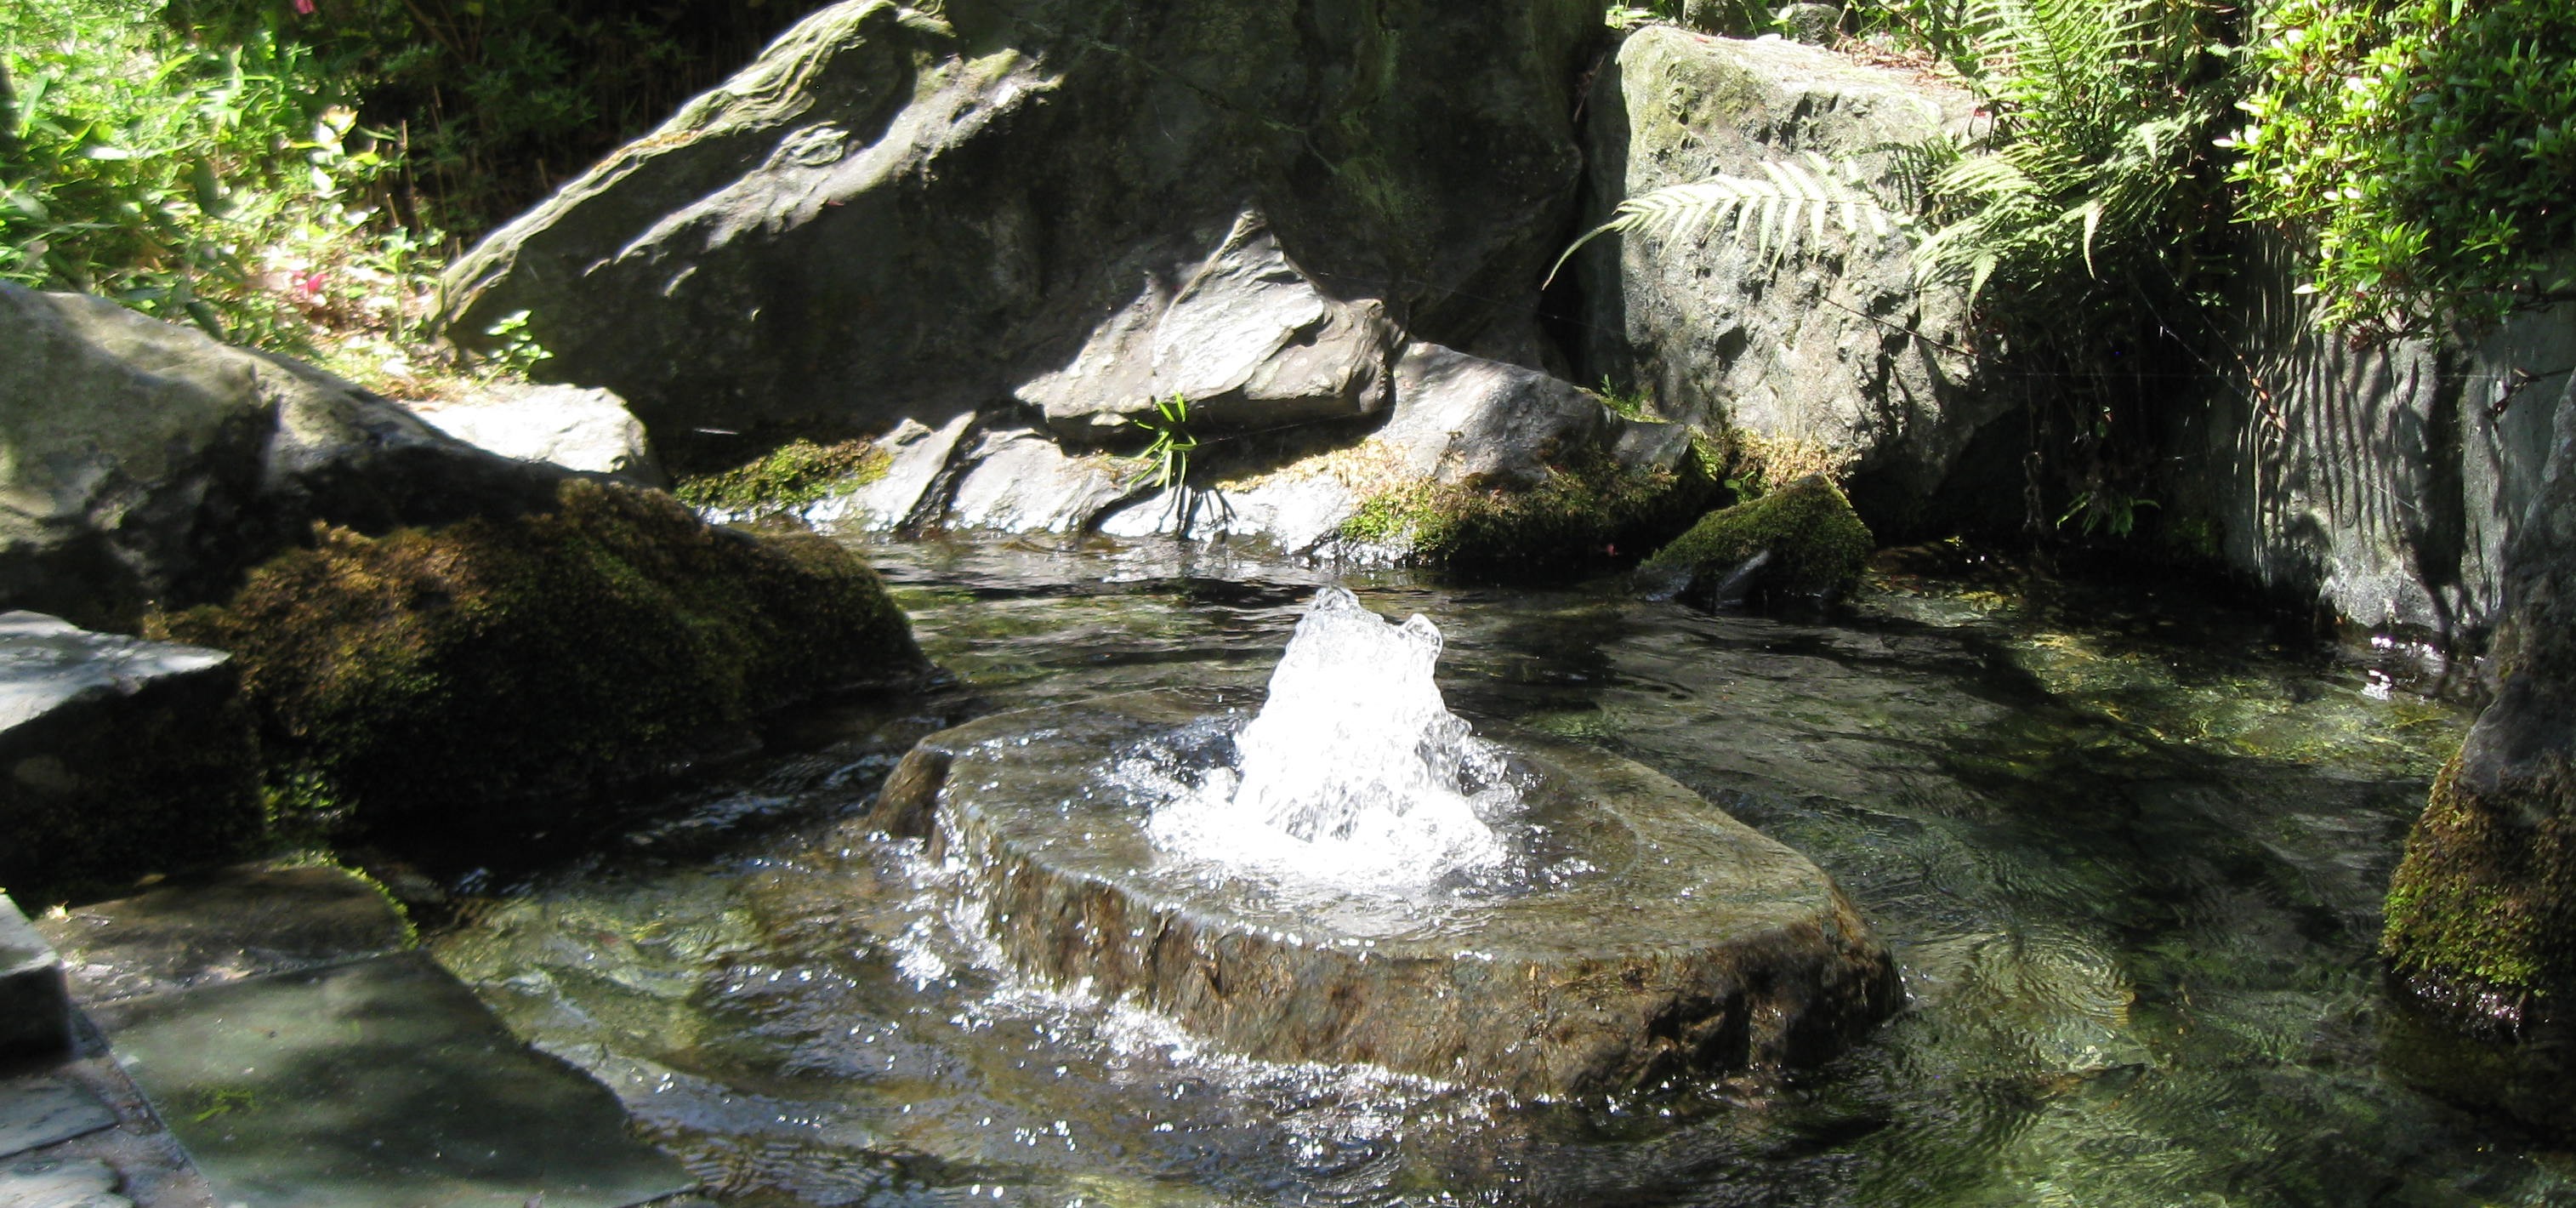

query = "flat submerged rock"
[874,688,1901,1097]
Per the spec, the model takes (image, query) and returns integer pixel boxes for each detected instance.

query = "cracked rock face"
[1574,31,1996,509]
[1018,214,1402,443]
[441,0,1601,452]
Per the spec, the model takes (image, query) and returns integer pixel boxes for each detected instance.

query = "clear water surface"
[428,534,2571,1207]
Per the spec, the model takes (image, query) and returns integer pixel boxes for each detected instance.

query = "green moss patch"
[155,478,926,858]
[1644,476,1876,605]
[2382,749,2576,1023]
[674,439,891,515]
[1336,453,1715,577]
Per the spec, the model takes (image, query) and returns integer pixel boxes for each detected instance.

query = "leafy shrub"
[168,0,833,235]
[0,0,385,345]
[1903,0,2235,311]
[2227,0,2576,333]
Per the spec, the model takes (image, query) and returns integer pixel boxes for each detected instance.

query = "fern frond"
[1543,155,1912,287]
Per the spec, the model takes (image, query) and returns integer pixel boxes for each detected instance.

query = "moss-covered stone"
[155,478,928,859]
[2381,402,2576,1048]
[1644,475,1875,607]
[1335,452,1715,577]
[2381,752,2576,1018]
[674,439,890,515]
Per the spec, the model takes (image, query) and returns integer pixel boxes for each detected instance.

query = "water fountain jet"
[870,589,1900,1096]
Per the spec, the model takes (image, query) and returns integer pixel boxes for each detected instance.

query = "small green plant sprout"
[1547,152,1906,287]
[1128,393,1199,491]
[481,309,553,377]
[2057,489,2156,538]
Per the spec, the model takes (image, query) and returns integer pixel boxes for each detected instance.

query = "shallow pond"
[429,536,2568,1206]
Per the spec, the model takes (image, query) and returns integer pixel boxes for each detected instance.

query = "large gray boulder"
[0,284,567,629]
[441,0,1601,452]
[2167,236,2576,646]
[2374,374,2576,1130]
[0,612,262,901]
[1573,30,1992,506]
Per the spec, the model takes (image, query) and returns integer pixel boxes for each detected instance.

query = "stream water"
[429,535,2573,1207]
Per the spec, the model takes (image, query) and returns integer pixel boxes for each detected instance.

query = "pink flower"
[293,0,314,14]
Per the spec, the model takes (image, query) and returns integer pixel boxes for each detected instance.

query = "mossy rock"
[1643,475,1874,607]
[1336,452,1716,577]
[2382,740,2576,1021]
[674,438,890,516]
[156,478,928,860]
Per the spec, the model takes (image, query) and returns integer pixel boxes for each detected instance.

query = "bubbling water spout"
[1145,587,1517,888]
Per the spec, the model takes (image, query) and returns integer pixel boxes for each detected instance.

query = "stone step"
[0,1156,129,1208]
[0,1078,114,1161]
[34,865,695,1208]
[0,894,71,1063]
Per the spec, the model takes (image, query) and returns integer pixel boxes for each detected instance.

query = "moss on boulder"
[1643,475,1874,607]
[156,478,927,858]
[674,438,891,516]
[1335,452,1715,576]
[2382,753,2576,1019]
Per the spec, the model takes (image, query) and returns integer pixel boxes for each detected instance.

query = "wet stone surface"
[418,537,2552,1206]
[882,688,1898,1096]
[0,1078,112,1160]
[93,951,693,1208]
[37,867,415,1006]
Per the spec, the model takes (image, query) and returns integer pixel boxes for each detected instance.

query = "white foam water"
[1146,587,1516,889]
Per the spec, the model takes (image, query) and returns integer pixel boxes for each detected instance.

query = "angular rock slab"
[0,613,262,899]
[0,1157,127,1208]
[0,895,70,1063]
[873,689,1901,1097]
[36,865,414,1006]
[93,952,694,1208]
[0,1079,114,1160]
[415,384,667,486]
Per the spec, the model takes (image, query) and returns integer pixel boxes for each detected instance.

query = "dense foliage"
[165,0,830,235]
[2228,0,2576,333]
[0,0,384,345]
[1,0,822,352]
[1907,0,2233,313]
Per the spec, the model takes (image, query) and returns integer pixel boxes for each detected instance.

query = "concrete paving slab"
[92,952,694,1208]
[0,1155,128,1207]
[17,1053,215,1208]
[36,867,412,1006]
[0,1077,113,1159]
[0,895,70,1062]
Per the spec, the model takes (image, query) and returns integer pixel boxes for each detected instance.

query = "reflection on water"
[430,535,2568,1206]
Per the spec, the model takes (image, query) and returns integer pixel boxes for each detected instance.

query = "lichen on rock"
[1642,475,1875,608]
[154,478,928,859]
